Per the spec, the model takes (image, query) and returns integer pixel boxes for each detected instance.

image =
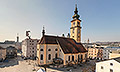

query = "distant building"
[0,40,16,48]
[0,46,6,61]
[0,41,21,50]
[103,48,120,60]
[102,48,109,60]
[96,57,120,72]
[6,46,17,58]
[88,47,104,60]
[87,43,104,60]
[22,38,38,58]
[0,35,22,50]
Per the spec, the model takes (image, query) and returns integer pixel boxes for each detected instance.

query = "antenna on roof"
[26,31,31,39]
[17,33,19,42]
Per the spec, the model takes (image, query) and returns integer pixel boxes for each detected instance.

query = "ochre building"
[37,4,87,65]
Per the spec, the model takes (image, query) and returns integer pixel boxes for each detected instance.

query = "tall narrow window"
[77,21,80,26]
[73,29,74,33]
[55,53,57,58]
[110,69,113,72]
[41,54,43,60]
[81,55,83,60]
[78,55,80,61]
[72,56,74,61]
[48,54,51,60]
[68,56,70,61]
[101,66,103,69]
[78,29,80,33]
[85,54,87,58]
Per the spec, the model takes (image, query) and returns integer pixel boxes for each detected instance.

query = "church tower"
[70,4,82,43]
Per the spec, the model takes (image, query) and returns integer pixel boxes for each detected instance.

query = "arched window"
[85,54,87,58]
[48,54,51,60]
[40,54,43,60]
[73,22,75,25]
[72,56,74,61]
[77,21,80,26]
[78,29,80,33]
[68,56,70,61]
[40,49,43,51]
[55,53,57,58]
[48,49,51,51]
[32,54,34,57]
[73,29,74,33]
[55,48,58,51]
[78,55,80,61]
[81,55,83,60]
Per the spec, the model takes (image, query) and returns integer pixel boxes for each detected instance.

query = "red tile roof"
[38,35,87,54]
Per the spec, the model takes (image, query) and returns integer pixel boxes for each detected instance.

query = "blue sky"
[0,0,120,42]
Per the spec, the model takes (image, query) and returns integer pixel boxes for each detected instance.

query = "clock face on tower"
[73,22,75,26]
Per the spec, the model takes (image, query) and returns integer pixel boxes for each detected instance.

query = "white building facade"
[96,57,120,72]
[22,38,38,58]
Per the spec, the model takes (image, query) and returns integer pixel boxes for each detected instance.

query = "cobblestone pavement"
[0,56,23,68]
[0,57,96,72]
[46,60,96,72]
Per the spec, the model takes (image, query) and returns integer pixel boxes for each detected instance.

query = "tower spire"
[42,26,45,36]
[74,4,78,14]
[17,33,19,42]
[72,4,80,19]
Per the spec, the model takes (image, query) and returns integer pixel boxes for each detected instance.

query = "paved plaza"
[0,56,96,72]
